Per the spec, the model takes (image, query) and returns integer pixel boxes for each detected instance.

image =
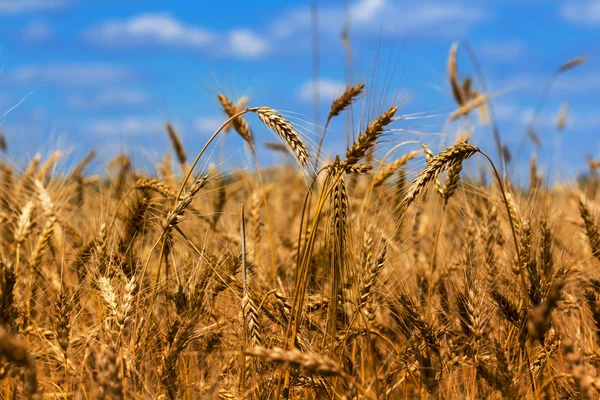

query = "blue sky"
[0,0,599,180]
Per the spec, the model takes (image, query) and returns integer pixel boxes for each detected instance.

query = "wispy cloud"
[350,0,386,24]
[553,72,600,95]
[372,2,488,37]
[298,79,345,102]
[86,117,165,136]
[65,88,151,110]
[477,40,526,62]
[19,21,55,44]
[519,107,600,133]
[0,0,69,13]
[194,116,223,134]
[3,64,140,87]
[0,94,12,110]
[561,1,600,25]
[495,71,600,96]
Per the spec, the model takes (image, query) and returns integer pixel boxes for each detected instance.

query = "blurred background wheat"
[0,1,599,399]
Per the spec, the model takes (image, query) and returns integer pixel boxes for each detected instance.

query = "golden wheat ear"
[218,94,254,150]
[557,56,585,73]
[328,83,365,120]
[343,106,398,170]
[166,123,187,165]
[404,142,479,208]
[448,42,465,106]
[251,106,312,170]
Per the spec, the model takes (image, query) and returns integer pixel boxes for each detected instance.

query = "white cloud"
[0,0,68,13]
[86,117,165,136]
[298,79,346,102]
[372,2,488,36]
[194,116,223,134]
[493,103,520,121]
[350,0,386,24]
[0,94,11,109]
[66,88,150,110]
[561,1,600,25]
[84,13,269,57]
[478,40,526,62]
[270,9,311,39]
[496,71,600,96]
[84,13,214,48]
[83,1,484,59]
[519,108,600,132]
[553,72,600,95]
[228,30,269,58]
[4,64,138,86]
[273,0,487,40]
[20,21,55,43]
[270,0,385,39]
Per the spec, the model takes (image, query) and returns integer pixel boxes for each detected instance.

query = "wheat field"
[0,43,598,400]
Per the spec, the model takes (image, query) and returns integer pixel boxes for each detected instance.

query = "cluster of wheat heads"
[0,44,597,399]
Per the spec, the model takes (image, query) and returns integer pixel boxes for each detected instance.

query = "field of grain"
[0,43,598,400]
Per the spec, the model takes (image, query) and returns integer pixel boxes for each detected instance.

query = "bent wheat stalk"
[402,143,521,263]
